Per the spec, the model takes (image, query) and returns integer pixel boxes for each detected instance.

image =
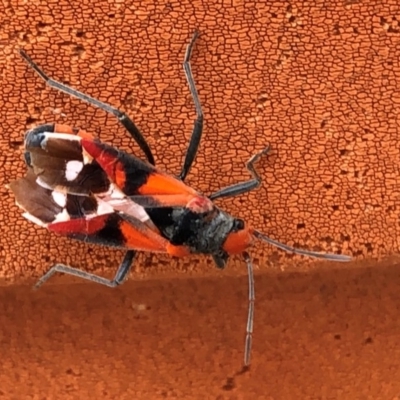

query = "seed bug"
[9,32,352,367]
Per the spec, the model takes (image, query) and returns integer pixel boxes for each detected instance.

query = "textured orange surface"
[1,0,400,398]
[1,260,400,398]
[2,0,400,282]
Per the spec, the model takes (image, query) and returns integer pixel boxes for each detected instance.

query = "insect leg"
[18,50,155,165]
[179,31,204,181]
[209,146,270,201]
[34,250,136,289]
[243,251,254,367]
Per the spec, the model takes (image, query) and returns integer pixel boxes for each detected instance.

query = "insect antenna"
[253,230,352,262]
[243,251,254,367]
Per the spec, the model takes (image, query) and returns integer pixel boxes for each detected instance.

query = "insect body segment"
[9,32,352,368]
[12,123,254,267]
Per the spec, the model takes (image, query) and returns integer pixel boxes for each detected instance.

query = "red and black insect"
[9,32,351,367]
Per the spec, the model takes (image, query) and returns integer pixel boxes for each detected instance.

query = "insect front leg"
[209,146,270,200]
[34,250,136,289]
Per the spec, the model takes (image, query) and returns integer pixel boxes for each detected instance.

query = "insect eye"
[233,218,245,231]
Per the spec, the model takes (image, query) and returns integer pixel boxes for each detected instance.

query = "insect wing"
[9,168,112,227]
[25,124,200,209]
[9,169,173,252]
[49,213,171,252]
[24,124,110,196]
[80,138,200,206]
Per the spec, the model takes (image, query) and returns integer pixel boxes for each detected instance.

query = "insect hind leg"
[18,50,155,165]
[34,250,136,289]
[209,146,270,201]
[179,31,204,182]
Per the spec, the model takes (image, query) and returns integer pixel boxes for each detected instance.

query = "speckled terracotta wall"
[1,1,399,282]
